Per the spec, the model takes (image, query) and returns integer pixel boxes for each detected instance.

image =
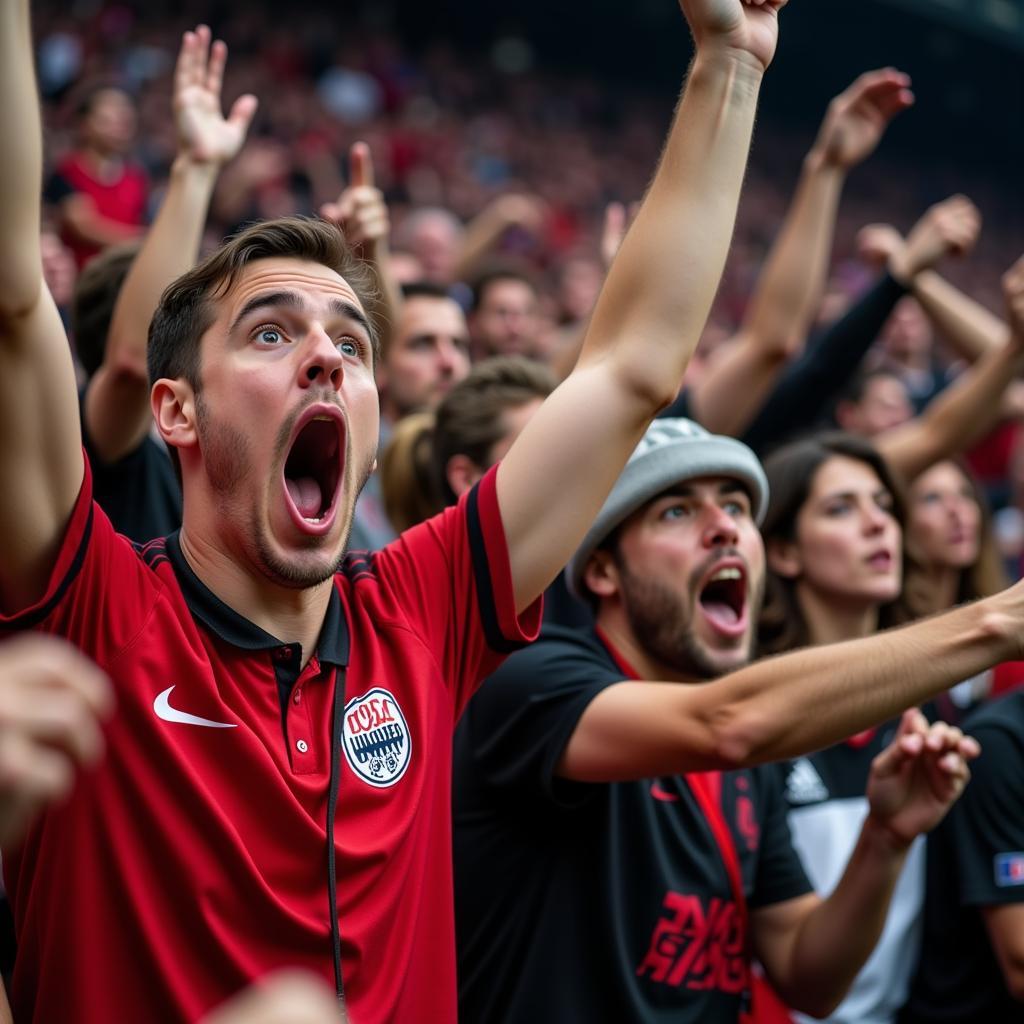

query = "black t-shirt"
[901,692,1024,1024]
[82,415,182,544]
[453,626,811,1024]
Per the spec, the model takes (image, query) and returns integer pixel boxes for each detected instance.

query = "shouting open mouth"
[697,560,748,639]
[282,404,346,536]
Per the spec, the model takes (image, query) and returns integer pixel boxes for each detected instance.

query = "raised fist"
[889,195,981,284]
[678,0,789,72]
[813,69,914,171]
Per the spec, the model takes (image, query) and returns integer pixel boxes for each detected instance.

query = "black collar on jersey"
[165,531,350,666]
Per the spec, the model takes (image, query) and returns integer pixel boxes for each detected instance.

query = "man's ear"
[582,548,621,600]
[445,454,483,499]
[766,535,802,579]
[151,378,197,455]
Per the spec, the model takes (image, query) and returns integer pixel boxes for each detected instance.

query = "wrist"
[887,249,918,288]
[171,153,222,184]
[862,812,914,858]
[803,146,847,179]
[690,47,766,96]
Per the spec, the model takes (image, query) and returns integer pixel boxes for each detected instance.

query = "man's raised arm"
[0,0,85,612]
[497,0,787,612]
[84,25,256,464]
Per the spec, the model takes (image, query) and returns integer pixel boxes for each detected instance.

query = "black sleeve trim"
[5,502,95,630]
[465,482,524,655]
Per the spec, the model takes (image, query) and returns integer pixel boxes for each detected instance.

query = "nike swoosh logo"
[153,686,237,729]
[650,783,679,803]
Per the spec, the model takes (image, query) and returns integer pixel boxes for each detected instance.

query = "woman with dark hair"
[756,433,935,1024]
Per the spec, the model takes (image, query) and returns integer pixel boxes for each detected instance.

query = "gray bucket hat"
[566,418,768,598]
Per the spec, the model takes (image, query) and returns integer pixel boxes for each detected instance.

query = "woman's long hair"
[757,432,924,656]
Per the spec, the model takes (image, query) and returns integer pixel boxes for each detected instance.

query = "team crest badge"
[341,688,412,788]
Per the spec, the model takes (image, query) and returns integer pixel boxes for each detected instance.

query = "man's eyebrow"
[228,291,374,343]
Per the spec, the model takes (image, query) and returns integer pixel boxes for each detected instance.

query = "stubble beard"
[616,558,761,681]
[196,393,376,590]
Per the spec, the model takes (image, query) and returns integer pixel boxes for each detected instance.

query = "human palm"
[174,25,257,165]
[678,0,787,72]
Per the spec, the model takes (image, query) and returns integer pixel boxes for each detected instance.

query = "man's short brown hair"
[147,216,380,393]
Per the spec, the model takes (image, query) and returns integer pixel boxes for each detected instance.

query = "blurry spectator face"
[472,277,540,358]
[406,211,463,285]
[881,297,932,363]
[908,461,981,571]
[379,295,470,421]
[183,257,379,587]
[838,374,913,437]
[82,88,137,156]
[771,455,902,608]
[590,478,765,679]
[40,230,76,308]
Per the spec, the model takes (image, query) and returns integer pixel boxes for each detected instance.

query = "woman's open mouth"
[282,407,345,536]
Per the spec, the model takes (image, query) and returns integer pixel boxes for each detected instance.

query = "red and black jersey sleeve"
[0,458,161,673]
[373,465,543,719]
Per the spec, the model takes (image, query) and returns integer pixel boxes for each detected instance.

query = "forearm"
[0,0,43,311]
[104,156,217,378]
[582,51,762,404]
[710,596,1018,768]
[63,201,144,250]
[879,339,1024,483]
[694,164,844,436]
[775,819,908,1016]
[455,208,507,284]
[361,240,402,353]
[741,272,907,451]
[914,270,1008,362]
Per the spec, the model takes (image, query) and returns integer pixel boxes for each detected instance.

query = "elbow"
[706,703,774,771]
[105,349,151,388]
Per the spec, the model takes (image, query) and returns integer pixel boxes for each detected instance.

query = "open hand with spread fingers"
[866,708,979,849]
[678,0,789,72]
[0,635,114,848]
[174,24,258,166]
[813,69,914,171]
[320,142,390,257]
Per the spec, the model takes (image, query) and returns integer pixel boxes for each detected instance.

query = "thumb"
[227,94,259,137]
[349,141,375,189]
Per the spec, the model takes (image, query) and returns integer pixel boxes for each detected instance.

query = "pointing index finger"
[349,142,375,190]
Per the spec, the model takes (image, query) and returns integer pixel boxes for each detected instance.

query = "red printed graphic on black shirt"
[636,890,746,993]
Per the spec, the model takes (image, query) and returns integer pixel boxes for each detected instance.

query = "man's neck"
[179,525,334,668]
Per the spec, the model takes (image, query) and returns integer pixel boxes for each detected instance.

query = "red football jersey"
[1,459,541,1023]
[53,152,148,266]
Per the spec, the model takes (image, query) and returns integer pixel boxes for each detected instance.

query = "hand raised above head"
[678,0,788,73]
[1003,254,1024,343]
[813,68,914,171]
[173,24,258,166]
[889,194,981,284]
[319,142,390,254]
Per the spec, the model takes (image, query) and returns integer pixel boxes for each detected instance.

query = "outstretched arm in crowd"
[877,254,1024,483]
[497,0,787,612]
[740,193,979,451]
[753,711,976,1017]
[860,221,1009,362]
[320,143,402,354]
[454,193,547,284]
[691,68,913,436]
[0,0,86,612]
[84,26,257,464]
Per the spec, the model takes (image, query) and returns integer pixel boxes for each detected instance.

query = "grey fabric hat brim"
[566,430,768,599]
